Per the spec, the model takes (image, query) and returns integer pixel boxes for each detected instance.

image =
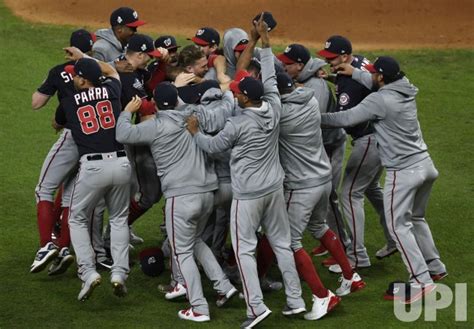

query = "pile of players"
[29,6,448,329]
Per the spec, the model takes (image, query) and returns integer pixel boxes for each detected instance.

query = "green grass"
[0,1,473,328]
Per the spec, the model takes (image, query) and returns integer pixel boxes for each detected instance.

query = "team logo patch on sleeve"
[339,92,350,106]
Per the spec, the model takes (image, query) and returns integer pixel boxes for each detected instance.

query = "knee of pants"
[35,186,55,203]
[290,238,303,252]
[308,224,329,240]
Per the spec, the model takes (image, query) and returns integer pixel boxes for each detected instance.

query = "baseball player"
[276,71,366,309]
[93,7,145,65]
[30,29,95,275]
[317,36,396,272]
[321,56,447,302]
[187,19,305,328]
[277,44,350,261]
[190,27,231,83]
[145,35,181,93]
[60,56,131,301]
[116,83,237,322]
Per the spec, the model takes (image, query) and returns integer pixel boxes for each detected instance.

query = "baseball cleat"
[328,264,342,274]
[260,277,283,292]
[322,257,337,267]
[375,245,398,259]
[304,290,341,320]
[30,242,59,273]
[78,272,102,301]
[430,272,448,282]
[282,305,306,316]
[312,245,328,257]
[177,308,210,322]
[336,272,366,296]
[240,308,272,328]
[97,257,113,270]
[48,247,74,276]
[111,275,127,298]
[165,282,187,300]
[216,286,238,307]
[383,281,436,304]
[129,226,144,245]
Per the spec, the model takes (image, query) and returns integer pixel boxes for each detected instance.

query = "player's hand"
[174,72,196,87]
[157,47,170,63]
[316,68,329,79]
[124,95,142,113]
[115,60,134,73]
[249,24,260,42]
[63,46,84,61]
[186,115,199,135]
[334,63,354,76]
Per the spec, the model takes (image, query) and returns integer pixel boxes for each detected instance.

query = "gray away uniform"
[321,69,446,284]
[116,109,234,316]
[187,89,236,256]
[296,58,350,247]
[279,87,333,249]
[193,47,305,318]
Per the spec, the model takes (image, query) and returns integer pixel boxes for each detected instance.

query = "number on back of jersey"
[76,100,116,135]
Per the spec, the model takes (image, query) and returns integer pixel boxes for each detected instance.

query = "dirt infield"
[5,0,474,49]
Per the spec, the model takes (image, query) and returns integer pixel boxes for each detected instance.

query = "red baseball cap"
[229,70,251,94]
[277,44,310,65]
[234,39,249,53]
[317,35,352,59]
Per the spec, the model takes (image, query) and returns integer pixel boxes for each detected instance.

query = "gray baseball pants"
[69,152,131,283]
[230,188,305,318]
[384,157,446,284]
[341,134,395,267]
[166,192,234,316]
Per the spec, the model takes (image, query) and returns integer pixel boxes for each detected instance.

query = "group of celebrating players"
[29,6,448,329]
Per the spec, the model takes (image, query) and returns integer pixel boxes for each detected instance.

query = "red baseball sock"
[257,235,274,278]
[57,207,70,248]
[294,248,328,298]
[128,199,148,225]
[52,187,63,223]
[37,200,55,246]
[320,229,353,280]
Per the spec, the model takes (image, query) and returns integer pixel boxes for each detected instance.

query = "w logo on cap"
[133,11,138,19]
[141,44,147,51]
[164,38,172,47]
[284,46,291,53]
[325,41,331,49]
[196,29,205,36]
[117,16,123,24]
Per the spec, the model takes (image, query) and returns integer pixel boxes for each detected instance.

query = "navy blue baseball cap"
[154,82,178,109]
[126,34,162,57]
[139,247,165,277]
[155,35,180,50]
[277,44,310,65]
[253,11,277,32]
[178,80,220,104]
[191,27,220,46]
[276,72,294,93]
[230,70,264,101]
[110,7,146,27]
[70,29,95,53]
[318,35,352,59]
[365,56,401,78]
[64,58,103,85]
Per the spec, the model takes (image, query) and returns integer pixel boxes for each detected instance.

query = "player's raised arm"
[64,46,120,81]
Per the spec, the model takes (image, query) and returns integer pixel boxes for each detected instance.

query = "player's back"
[62,78,123,156]
[279,87,332,190]
[150,110,217,198]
